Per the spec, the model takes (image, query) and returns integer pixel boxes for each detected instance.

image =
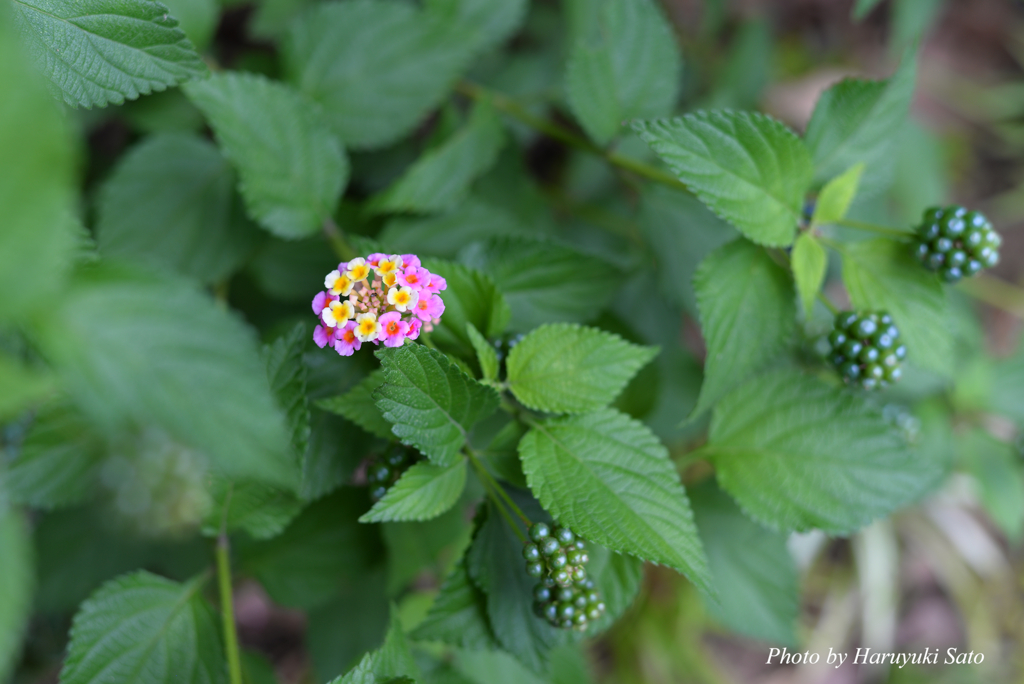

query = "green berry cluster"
[521,523,606,631]
[912,205,1001,282]
[827,311,906,390]
[366,444,421,502]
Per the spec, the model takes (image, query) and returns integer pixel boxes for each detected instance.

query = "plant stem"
[323,217,357,262]
[217,487,243,684]
[833,219,911,240]
[817,292,840,315]
[465,450,529,542]
[458,80,691,194]
[466,448,531,526]
[957,273,1024,319]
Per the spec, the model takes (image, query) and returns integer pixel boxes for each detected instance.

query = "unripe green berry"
[573,612,588,626]
[835,311,858,331]
[553,526,575,545]
[841,340,863,359]
[853,318,877,338]
[557,587,574,602]
[840,362,861,380]
[858,346,879,364]
[828,330,847,349]
[526,562,544,578]
[534,584,552,602]
[529,523,550,542]
[540,538,560,556]
[523,544,541,561]
[549,552,568,570]
[557,602,575,620]
[572,566,587,583]
[551,569,571,586]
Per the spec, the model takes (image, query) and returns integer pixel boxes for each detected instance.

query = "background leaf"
[359,460,467,523]
[412,559,498,649]
[374,344,499,466]
[706,370,946,533]
[186,72,348,239]
[957,430,1024,541]
[12,0,208,108]
[811,163,864,226]
[96,133,258,283]
[506,324,657,414]
[0,507,33,682]
[426,0,528,53]
[59,571,225,684]
[466,323,499,382]
[285,0,473,148]
[201,479,302,540]
[518,409,712,594]
[841,238,952,374]
[632,111,812,246]
[420,259,511,356]
[566,0,681,144]
[317,371,392,440]
[791,233,827,317]
[692,239,795,416]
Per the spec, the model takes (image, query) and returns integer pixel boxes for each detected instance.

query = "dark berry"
[913,205,1000,280]
[543,602,558,622]
[369,485,388,502]
[542,575,557,588]
[534,585,552,602]
[840,361,861,380]
[941,267,962,283]
[574,592,589,609]
[523,544,541,561]
[858,346,879,364]
[835,311,859,331]
[828,330,847,349]
[553,526,575,545]
[529,523,550,542]
[368,463,392,484]
[556,586,575,602]
[841,340,863,359]
[829,352,846,367]
[827,310,905,391]
[557,602,575,620]
[853,318,877,338]
[948,250,967,268]
[926,253,945,270]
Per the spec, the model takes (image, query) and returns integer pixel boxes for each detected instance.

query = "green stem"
[467,448,531,526]
[833,219,911,240]
[458,80,691,194]
[957,273,1024,319]
[466,450,529,542]
[323,217,357,262]
[217,487,243,684]
[817,292,840,316]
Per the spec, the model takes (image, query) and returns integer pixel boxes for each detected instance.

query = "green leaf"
[239,488,382,609]
[690,482,798,646]
[96,133,258,284]
[841,238,952,374]
[0,507,33,682]
[705,369,945,534]
[370,101,505,213]
[420,259,511,356]
[638,185,737,316]
[12,0,208,108]
[692,239,795,416]
[306,573,389,682]
[264,323,312,460]
[161,0,218,51]
[791,233,828,317]
[329,609,420,684]
[7,403,106,509]
[285,0,472,149]
[300,410,372,501]
[467,505,565,673]
[374,344,500,467]
[957,430,1024,541]
[360,460,467,523]
[804,53,917,184]
[0,355,54,421]
[506,324,658,414]
[425,0,527,52]
[0,10,76,323]
[518,408,712,594]
[991,341,1024,425]
[632,111,812,246]
[460,237,618,332]
[812,163,864,226]
[317,371,392,441]
[466,323,499,382]
[201,478,303,540]
[60,571,224,684]
[566,0,681,144]
[185,71,348,239]
[412,559,498,649]
[36,264,297,489]
[573,544,644,636]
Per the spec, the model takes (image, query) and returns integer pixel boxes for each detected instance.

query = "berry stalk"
[216,486,243,684]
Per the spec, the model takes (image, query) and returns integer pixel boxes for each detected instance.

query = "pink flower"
[337,261,348,272]
[313,324,340,349]
[402,254,421,269]
[423,271,447,294]
[412,293,446,322]
[333,322,361,356]
[366,253,386,267]
[396,266,429,290]
[378,311,409,348]
[406,319,422,340]
[312,291,337,317]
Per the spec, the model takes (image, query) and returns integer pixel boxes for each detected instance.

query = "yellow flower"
[387,286,418,313]
[345,257,371,283]
[324,270,353,296]
[322,299,355,328]
[354,312,380,342]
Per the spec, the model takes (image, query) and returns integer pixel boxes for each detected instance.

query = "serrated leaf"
[632,111,812,246]
[186,71,348,239]
[379,198,537,259]
[96,133,258,284]
[812,163,864,226]
[201,479,303,540]
[420,259,511,355]
[59,571,224,684]
[506,324,657,414]
[804,53,916,184]
[264,323,312,460]
[791,233,827,317]
[0,355,54,421]
[705,369,945,534]
[566,0,681,144]
[0,10,76,323]
[300,409,373,502]
[692,240,795,416]
[306,573,389,682]
[957,430,1024,541]
[572,544,644,636]
[285,0,473,149]
[518,408,712,594]
[412,559,498,649]
[426,0,527,52]
[841,238,951,374]
[466,323,499,381]
[12,0,208,108]
[360,460,467,523]
[467,505,566,673]
[161,0,218,51]
[370,101,505,213]
[0,507,33,682]
[374,345,499,466]
[317,371,392,440]
[459,237,618,332]
[330,609,420,684]
[690,482,798,646]
[36,264,298,490]
[7,403,106,509]
[239,488,382,609]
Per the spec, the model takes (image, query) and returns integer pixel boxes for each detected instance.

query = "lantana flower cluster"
[312,253,446,356]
